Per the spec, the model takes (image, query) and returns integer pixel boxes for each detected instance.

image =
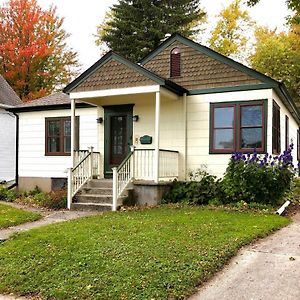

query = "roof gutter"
[0,104,14,109]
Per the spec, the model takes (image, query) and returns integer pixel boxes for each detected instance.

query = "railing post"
[67,167,72,210]
[88,146,94,179]
[130,145,135,179]
[112,167,118,211]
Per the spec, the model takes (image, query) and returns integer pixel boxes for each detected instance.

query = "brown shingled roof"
[12,92,70,108]
[0,75,22,106]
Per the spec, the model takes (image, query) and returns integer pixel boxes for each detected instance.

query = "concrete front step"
[71,202,113,212]
[86,179,113,188]
[74,194,113,204]
[80,187,112,195]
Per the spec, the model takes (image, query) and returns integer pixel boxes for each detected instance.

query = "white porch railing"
[112,149,179,211]
[159,150,179,178]
[112,151,134,211]
[67,147,101,209]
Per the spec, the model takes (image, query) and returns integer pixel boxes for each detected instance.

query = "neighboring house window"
[272,101,281,154]
[45,117,79,156]
[170,47,181,77]
[210,101,265,153]
[285,115,289,150]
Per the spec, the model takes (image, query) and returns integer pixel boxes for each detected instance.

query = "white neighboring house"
[9,34,300,210]
[0,75,21,184]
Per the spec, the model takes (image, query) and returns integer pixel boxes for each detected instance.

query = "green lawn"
[0,206,289,299]
[0,203,41,229]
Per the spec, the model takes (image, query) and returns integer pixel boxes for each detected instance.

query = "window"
[285,115,289,150]
[210,101,265,153]
[272,101,281,154]
[170,47,181,77]
[45,117,79,156]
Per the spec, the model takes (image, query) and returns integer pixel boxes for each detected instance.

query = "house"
[9,33,300,210]
[0,75,21,184]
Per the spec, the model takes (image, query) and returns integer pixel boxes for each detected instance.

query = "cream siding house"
[10,34,300,210]
[0,75,21,183]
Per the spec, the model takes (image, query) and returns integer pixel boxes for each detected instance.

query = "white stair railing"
[67,147,100,209]
[112,150,134,211]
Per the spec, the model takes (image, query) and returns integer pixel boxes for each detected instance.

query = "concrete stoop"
[71,179,126,211]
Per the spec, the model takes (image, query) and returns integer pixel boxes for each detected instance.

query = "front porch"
[67,85,185,211]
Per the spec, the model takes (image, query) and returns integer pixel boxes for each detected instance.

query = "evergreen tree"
[95,0,206,62]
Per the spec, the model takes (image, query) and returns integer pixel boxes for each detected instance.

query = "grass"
[0,206,289,299]
[0,203,41,229]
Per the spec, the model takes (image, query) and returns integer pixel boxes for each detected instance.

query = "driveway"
[190,213,300,300]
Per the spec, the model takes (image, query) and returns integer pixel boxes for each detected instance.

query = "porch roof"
[63,51,187,96]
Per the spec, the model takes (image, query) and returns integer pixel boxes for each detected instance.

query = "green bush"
[162,169,221,205]
[284,178,300,205]
[0,185,17,202]
[221,146,295,205]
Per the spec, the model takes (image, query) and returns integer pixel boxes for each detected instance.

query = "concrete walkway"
[190,213,300,300]
[0,201,100,241]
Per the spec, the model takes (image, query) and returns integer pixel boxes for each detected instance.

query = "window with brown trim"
[45,117,79,156]
[272,101,281,154]
[170,47,181,77]
[285,115,289,150]
[210,101,265,153]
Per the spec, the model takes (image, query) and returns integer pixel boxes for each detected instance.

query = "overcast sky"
[0,0,290,72]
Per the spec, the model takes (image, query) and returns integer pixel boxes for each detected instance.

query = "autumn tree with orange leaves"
[0,0,79,101]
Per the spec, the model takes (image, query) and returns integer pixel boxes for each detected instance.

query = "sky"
[0,0,291,72]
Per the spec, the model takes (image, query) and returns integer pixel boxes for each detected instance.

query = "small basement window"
[170,47,181,77]
[45,117,79,156]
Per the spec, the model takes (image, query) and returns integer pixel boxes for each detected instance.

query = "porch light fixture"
[97,117,103,124]
[133,115,139,122]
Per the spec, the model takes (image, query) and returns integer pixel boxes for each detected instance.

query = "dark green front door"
[104,105,133,177]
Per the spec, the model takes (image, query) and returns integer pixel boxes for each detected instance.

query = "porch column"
[71,98,76,167]
[154,90,160,183]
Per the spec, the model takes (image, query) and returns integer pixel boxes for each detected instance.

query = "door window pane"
[241,128,262,148]
[241,106,262,127]
[64,137,71,153]
[214,107,234,128]
[214,129,234,149]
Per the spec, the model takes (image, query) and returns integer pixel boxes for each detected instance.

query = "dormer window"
[170,47,181,77]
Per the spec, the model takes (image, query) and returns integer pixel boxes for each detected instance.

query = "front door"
[104,105,133,177]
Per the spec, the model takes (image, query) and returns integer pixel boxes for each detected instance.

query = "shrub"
[16,188,67,210]
[284,177,300,205]
[221,145,296,205]
[162,169,221,205]
[0,185,17,202]
[43,190,67,210]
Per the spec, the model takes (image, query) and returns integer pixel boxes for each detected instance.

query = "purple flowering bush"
[221,144,296,205]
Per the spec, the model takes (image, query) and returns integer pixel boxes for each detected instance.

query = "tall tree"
[95,0,206,62]
[250,25,300,105]
[0,0,79,101]
[208,0,254,62]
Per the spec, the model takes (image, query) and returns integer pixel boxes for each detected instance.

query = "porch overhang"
[69,85,160,100]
